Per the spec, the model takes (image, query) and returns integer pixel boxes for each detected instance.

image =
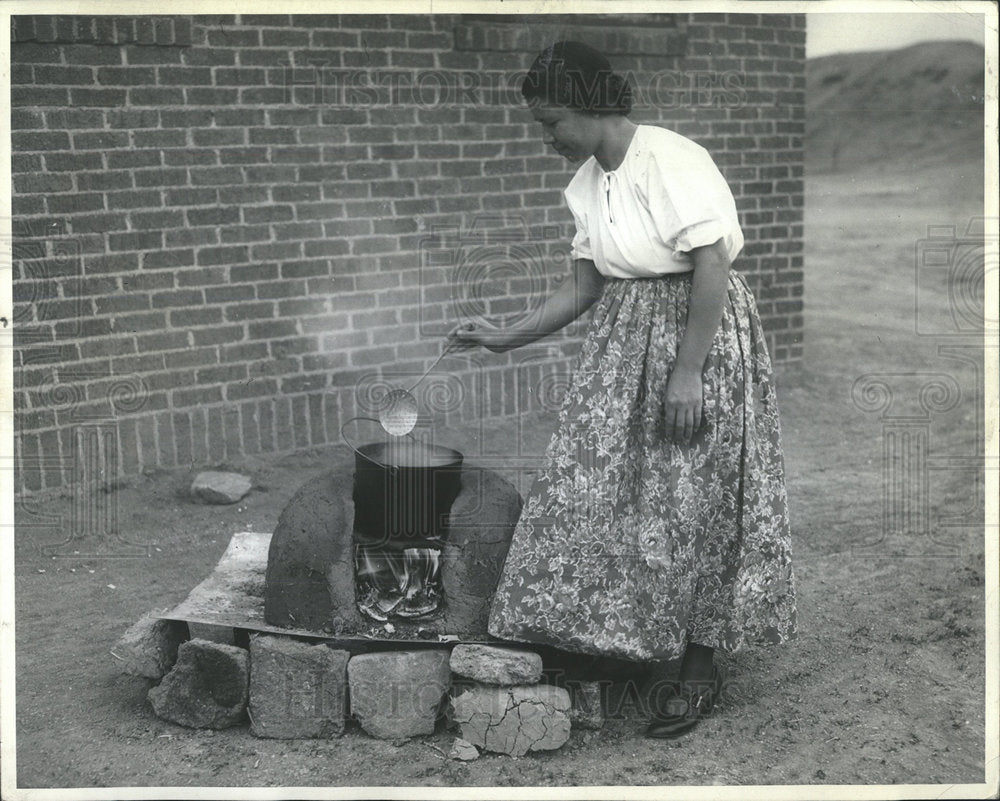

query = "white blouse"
[564,124,744,278]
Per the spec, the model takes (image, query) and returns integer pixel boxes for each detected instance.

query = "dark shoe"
[644,665,725,739]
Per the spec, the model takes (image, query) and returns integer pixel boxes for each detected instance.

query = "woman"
[449,41,797,738]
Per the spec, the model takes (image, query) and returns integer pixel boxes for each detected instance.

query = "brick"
[181,47,237,67]
[77,171,133,192]
[262,29,309,47]
[13,173,74,194]
[11,43,63,63]
[225,379,279,401]
[161,188,215,208]
[207,29,260,47]
[191,166,244,186]
[165,348,218,370]
[12,86,69,106]
[95,65,156,85]
[131,130,188,150]
[43,151,103,172]
[196,364,249,387]
[136,330,190,353]
[215,67,267,85]
[206,285,255,303]
[186,88,240,105]
[222,342,269,364]
[11,108,45,129]
[33,64,95,85]
[70,87,127,106]
[229,48,285,67]
[197,246,250,266]
[107,150,162,169]
[84,252,140,274]
[224,302,274,322]
[106,189,163,210]
[166,229,217,249]
[192,327,245,347]
[94,294,150,315]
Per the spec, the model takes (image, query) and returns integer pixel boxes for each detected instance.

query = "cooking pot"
[343,419,463,548]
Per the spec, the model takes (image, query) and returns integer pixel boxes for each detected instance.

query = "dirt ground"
[10,160,990,793]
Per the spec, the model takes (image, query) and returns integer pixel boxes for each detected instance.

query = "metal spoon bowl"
[375,335,464,436]
[378,388,419,437]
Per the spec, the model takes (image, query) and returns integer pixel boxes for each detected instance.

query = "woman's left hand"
[664,366,704,443]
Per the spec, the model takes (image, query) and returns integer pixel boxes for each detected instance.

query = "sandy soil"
[11,162,989,792]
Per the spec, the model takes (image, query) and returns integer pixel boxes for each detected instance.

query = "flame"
[355,545,442,621]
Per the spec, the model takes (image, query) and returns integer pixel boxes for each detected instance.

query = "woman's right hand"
[446,319,517,354]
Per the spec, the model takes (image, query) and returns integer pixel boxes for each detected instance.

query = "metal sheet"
[158,531,491,646]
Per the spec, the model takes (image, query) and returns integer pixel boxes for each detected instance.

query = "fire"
[355,545,442,622]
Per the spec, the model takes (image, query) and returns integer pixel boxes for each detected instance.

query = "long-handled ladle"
[377,335,465,436]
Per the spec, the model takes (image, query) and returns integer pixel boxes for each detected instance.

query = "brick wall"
[11,13,806,492]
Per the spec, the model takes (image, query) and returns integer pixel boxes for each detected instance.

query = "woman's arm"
[449,257,605,353]
[664,238,731,443]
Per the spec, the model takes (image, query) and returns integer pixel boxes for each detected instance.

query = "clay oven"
[263,448,523,639]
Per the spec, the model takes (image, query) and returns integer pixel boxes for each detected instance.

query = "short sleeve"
[673,219,729,252]
[565,193,594,262]
[643,140,742,258]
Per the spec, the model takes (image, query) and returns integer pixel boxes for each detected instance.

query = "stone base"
[121,610,582,753]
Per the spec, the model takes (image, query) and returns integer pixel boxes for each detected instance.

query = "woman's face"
[529,103,602,163]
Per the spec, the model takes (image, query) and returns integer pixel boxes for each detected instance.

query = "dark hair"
[521,41,632,116]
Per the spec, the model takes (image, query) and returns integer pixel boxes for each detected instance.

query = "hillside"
[806,40,985,174]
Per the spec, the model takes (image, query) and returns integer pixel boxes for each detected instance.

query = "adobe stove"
[263,434,522,640]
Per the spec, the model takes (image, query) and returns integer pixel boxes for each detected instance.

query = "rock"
[263,464,366,632]
[449,644,543,685]
[248,635,349,739]
[567,680,605,730]
[440,467,522,634]
[191,471,252,504]
[449,737,480,761]
[111,613,186,679]
[347,650,450,739]
[450,684,571,757]
[148,639,249,729]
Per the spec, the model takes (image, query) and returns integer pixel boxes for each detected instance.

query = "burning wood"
[355,545,442,621]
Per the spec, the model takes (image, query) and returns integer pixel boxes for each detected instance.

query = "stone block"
[347,650,450,739]
[567,680,605,730]
[148,638,248,729]
[191,470,252,504]
[449,644,543,685]
[450,684,571,757]
[111,612,186,679]
[249,635,349,739]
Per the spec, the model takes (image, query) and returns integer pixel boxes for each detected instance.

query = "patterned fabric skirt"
[487,271,797,662]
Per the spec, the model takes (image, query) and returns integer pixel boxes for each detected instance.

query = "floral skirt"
[487,271,797,662]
